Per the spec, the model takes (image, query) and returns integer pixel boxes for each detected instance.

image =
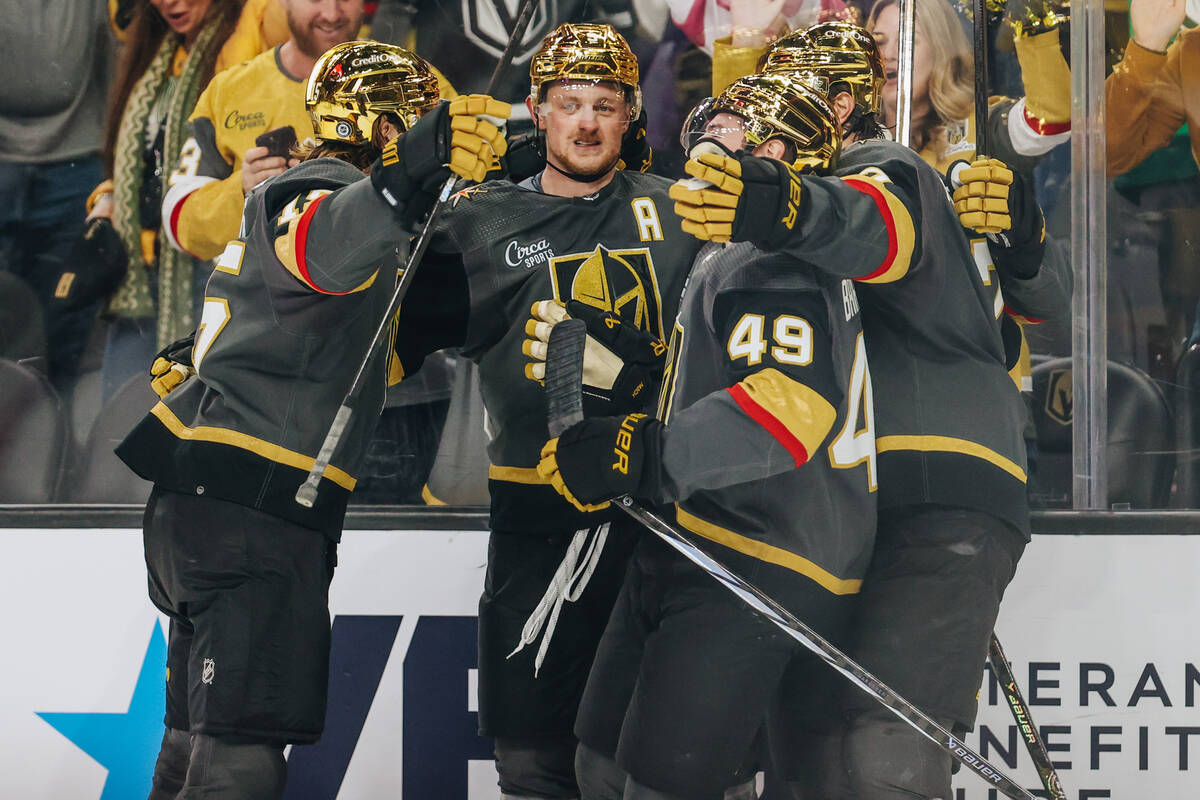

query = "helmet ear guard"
[306,42,441,145]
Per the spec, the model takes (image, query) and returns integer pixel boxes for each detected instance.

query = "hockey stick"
[894,0,916,147]
[296,0,541,507]
[967,6,1069,796]
[544,320,1036,800]
[989,636,1068,799]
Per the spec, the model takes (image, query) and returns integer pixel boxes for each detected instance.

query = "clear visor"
[535,80,631,122]
[679,97,750,157]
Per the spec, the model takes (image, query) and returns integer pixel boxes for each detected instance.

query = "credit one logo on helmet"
[549,244,665,341]
[351,53,400,68]
[462,0,557,61]
[504,237,554,269]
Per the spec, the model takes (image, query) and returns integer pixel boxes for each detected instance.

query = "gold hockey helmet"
[529,23,642,119]
[681,73,842,173]
[762,21,885,118]
[306,41,440,145]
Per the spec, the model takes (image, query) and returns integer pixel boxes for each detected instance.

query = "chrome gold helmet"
[762,21,885,118]
[529,23,642,119]
[681,73,842,173]
[306,41,440,145]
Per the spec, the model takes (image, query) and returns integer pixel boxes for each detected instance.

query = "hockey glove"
[149,333,196,399]
[989,167,1046,280]
[617,108,653,173]
[490,131,544,183]
[538,413,664,512]
[671,153,804,249]
[952,157,1013,234]
[523,300,668,415]
[371,94,510,225]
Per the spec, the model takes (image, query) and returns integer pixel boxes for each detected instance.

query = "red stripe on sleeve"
[726,383,809,468]
[294,193,351,295]
[168,191,202,259]
[844,178,898,281]
[1023,108,1071,136]
[1004,304,1043,324]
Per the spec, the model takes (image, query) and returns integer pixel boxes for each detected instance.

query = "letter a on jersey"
[550,244,665,341]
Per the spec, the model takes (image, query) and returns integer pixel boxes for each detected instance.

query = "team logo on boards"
[462,0,557,61]
[1045,368,1072,426]
[549,245,665,341]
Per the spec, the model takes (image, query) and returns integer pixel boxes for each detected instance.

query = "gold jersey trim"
[674,505,862,596]
[488,464,547,485]
[150,402,357,490]
[876,434,1028,483]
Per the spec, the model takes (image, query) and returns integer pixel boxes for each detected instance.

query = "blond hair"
[869,0,974,157]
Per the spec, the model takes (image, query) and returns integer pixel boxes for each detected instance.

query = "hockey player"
[531,72,877,800]
[385,23,706,799]
[669,43,1038,800]
[115,42,507,800]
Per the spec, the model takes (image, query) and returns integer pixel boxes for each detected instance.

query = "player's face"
[150,0,213,41]
[871,3,934,127]
[285,0,364,59]
[537,82,630,177]
[702,112,749,154]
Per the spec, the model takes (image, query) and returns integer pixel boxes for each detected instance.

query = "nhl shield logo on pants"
[202,658,215,685]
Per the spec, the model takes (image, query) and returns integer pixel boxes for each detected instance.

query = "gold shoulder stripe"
[422,484,446,505]
[876,434,1027,482]
[151,403,357,490]
[675,505,862,595]
[842,173,915,284]
[488,464,548,485]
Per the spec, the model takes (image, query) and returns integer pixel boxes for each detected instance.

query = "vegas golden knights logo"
[549,245,665,341]
[1045,368,1072,426]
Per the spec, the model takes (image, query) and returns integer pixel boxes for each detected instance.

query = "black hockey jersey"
[397,170,703,532]
[118,159,409,537]
[766,139,1030,536]
[649,242,876,598]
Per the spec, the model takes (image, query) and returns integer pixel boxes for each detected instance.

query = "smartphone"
[255,125,298,159]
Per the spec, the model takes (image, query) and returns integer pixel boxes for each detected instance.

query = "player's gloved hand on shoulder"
[149,333,196,399]
[617,108,652,173]
[522,299,667,415]
[538,413,664,512]
[670,152,804,248]
[371,94,510,225]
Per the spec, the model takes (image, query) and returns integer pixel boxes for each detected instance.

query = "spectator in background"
[670,0,849,55]
[160,0,369,262]
[1106,0,1200,350]
[88,0,287,400]
[0,0,113,389]
[1107,0,1198,176]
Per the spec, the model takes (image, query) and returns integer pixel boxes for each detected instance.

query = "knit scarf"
[107,21,222,349]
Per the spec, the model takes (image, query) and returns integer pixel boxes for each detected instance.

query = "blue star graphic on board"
[38,621,167,800]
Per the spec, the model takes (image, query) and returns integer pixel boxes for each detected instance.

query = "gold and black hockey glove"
[371,94,509,226]
[522,300,667,415]
[952,158,1046,279]
[617,108,653,173]
[671,152,805,248]
[538,413,664,513]
[489,131,543,183]
[149,333,195,399]
[952,157,1013,234]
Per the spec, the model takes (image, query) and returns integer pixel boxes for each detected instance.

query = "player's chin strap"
[543,156,619,184]
[507,522,610,676]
